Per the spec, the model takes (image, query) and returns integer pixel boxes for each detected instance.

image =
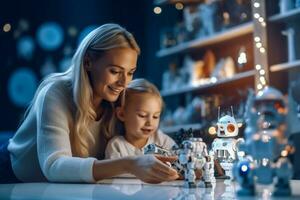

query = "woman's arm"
[93,155,179,183]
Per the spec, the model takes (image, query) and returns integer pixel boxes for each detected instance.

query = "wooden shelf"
[154,0,202,5]
[156,22,253,58]
[270,60,300,72]
[161,70,255,97]
[268,8,300,22]
[160,123,204,134]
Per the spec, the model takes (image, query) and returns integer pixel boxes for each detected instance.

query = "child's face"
[117,93,162,141]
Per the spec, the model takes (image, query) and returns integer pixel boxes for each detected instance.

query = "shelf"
[268,8,300,22]
[161,70,256,97]
[156,22,253,58]
[270,60,300,72]
[160,123,204,134]
[154,0,202,5]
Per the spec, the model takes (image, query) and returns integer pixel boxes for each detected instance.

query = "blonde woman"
[0,24,178,184]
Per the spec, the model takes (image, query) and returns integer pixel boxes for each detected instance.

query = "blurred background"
[0,0,179,133]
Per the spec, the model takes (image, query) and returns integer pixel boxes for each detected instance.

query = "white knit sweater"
[8,81,104,183]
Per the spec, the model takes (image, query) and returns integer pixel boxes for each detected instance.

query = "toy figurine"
[174,137,215,188]
[234,86,293,197]
[210,106,244,179]
[144,129,215,188]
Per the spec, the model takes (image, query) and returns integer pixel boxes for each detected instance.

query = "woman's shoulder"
[43,79,72,97]
[34,79,74,113]
[35,79,73,105]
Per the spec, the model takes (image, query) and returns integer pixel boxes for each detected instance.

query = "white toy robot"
[210,107,244,179]
[144,131,215,188]
[176,138,215,188]
[233,86,293,196]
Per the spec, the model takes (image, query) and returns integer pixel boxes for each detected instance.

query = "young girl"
[105,78,176,159]
[0,24,178,184]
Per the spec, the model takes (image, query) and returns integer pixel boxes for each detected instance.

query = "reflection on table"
[0,178,299,200]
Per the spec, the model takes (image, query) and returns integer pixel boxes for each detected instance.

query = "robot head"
[217,115,239,137]
[254,86,287,130]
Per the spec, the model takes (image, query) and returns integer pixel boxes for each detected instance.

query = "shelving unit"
[154,0,255,135]
[268,8,300,22]
[160,123,203,134]
[270,60,300,72]
[154,0,202,6]
[265,0,300,134]
[161,70,255,96]
[157,22,253,57]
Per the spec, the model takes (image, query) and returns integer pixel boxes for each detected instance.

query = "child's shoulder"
[152,130,176,149]
[107,135,126,146]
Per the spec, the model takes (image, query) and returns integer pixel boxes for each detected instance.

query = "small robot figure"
[210,107,244,179]
[144,129,215,188]
[175,138,214,188]
[234,86,294,196]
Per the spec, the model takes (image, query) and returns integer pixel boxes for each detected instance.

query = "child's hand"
[130,155,179,183]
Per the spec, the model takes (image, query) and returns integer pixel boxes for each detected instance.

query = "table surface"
[0,178,300,200]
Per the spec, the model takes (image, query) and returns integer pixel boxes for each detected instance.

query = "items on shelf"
[162,61,183,91]
[237,46,247,72]
[211,56,235,80]
[160,0,252,48]
[279,0,295,13]
[222,0,252,28]
[161,96,207,128]
[291,77,300,119]
[160,27,177,49]
[282,25,300,62]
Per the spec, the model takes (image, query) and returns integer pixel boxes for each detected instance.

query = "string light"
[259,69,265,75]
[253,1,268,92]
[256,42,262,48]
[255,64,261,70]
[3,23,11,32]
[254,13,260,18]
[259,47,266,53]
[208,126,217,135]
[175,3,184,10]
[254,2,260,8]
[154,6,162,14]
[254,36,261,42]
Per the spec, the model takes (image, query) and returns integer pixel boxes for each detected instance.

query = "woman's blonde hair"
[24,23,140,157]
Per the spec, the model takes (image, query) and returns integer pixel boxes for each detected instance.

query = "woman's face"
[85,47,138,103]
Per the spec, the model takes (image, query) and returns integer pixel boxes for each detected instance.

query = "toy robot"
[210,106,244,179]
[234,86,293,196]
[144,130,215,188]
[173,137,215,188]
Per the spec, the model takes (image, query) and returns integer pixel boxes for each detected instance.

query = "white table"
[0,179,299,200]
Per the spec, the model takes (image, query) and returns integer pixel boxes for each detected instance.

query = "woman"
[0,23,178,183]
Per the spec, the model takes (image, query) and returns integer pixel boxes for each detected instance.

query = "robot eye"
[227,124,235,133]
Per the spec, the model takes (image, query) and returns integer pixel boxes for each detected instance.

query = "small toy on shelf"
[210,106,244,179]
[234,86,294,197]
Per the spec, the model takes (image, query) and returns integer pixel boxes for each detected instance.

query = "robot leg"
[273,157,292,196]
[233,160,255,196]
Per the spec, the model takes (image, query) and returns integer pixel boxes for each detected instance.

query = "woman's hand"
[128,155,179,183]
